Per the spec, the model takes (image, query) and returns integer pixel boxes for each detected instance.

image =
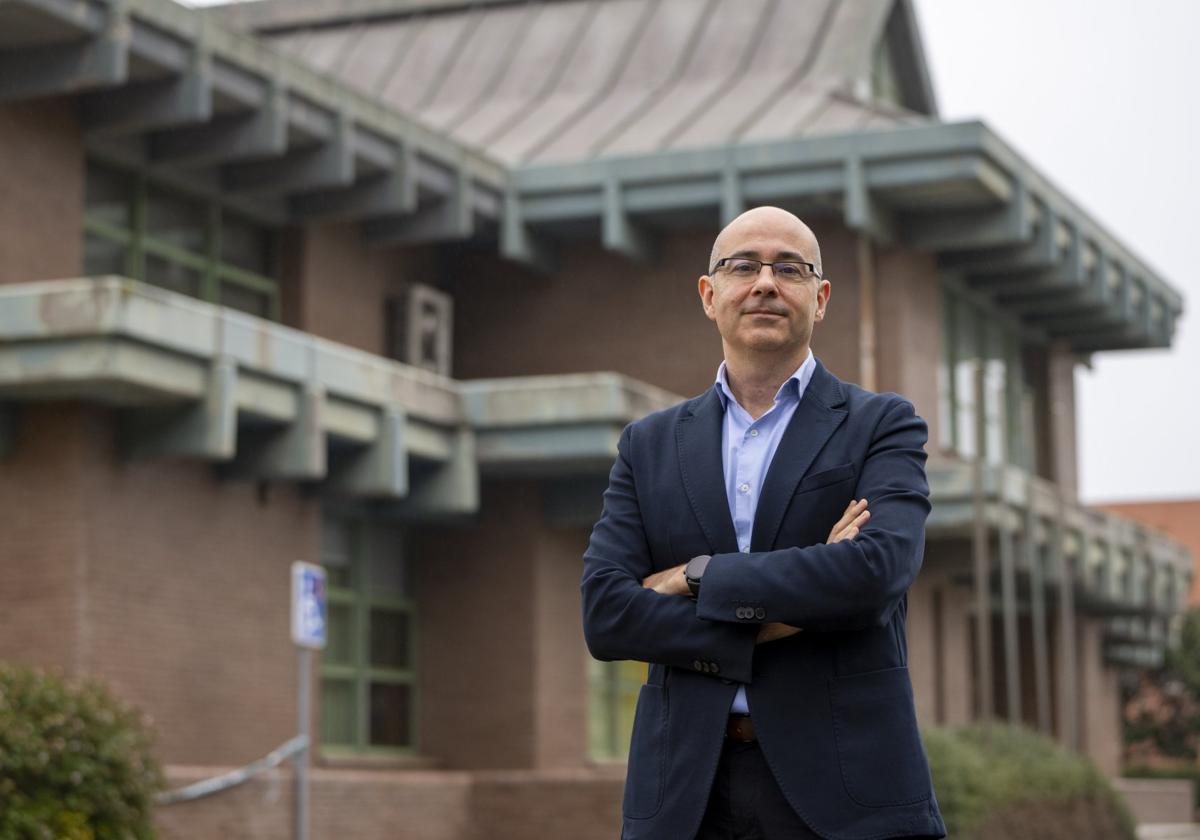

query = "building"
[1099,500,1200,607]
[0,0,1191,836]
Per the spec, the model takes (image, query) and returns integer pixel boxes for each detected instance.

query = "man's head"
[699,206,831,363]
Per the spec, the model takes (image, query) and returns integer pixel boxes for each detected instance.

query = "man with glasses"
[582,206,945,839]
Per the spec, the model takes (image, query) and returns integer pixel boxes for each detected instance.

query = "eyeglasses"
[711,257,822,283]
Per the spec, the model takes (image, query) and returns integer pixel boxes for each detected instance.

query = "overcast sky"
[913,0,1200,503]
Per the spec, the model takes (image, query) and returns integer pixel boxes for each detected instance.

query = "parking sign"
[291,562,327,649]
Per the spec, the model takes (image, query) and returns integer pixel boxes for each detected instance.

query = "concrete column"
[1054,512,1079,750]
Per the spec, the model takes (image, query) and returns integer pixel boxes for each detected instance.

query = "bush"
[924,724,1136,839]
[0,664,164,840]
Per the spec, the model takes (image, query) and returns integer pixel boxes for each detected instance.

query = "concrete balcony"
[0,277,677,515]
[927,458,1192,665]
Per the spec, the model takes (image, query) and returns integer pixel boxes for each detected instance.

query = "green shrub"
[924,724,1136,839]
[0,664,164,840]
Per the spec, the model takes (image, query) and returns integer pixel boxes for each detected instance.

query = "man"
[581,207,945,840]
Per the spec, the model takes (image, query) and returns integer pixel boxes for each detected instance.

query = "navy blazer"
[581,359,946,840]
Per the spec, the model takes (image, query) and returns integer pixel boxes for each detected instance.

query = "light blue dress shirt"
[713,349,816,715]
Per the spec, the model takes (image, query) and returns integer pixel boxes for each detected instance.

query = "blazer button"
[755,607,766,620]
[710,662,720,674]
[693,659,703,671]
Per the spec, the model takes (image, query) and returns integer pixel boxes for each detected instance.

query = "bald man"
[582,208,946,840]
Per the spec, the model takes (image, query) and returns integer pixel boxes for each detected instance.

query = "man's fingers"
[832,499,867,533]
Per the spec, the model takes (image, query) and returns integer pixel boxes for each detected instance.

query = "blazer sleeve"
[695,397,930,632]
[581,423,759,683]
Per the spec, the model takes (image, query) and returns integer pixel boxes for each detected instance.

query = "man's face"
[698,210,831,359]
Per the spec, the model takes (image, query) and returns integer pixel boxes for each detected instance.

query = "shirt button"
[749,429,759,437]
[739,483,750,493]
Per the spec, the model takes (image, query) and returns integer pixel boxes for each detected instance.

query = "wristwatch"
[684,554,712,599]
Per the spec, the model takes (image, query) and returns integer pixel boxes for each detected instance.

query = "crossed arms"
[580,397,930,684]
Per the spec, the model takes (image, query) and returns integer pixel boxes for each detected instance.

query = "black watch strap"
[685,554,712,598]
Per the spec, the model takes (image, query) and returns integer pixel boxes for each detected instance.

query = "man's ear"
[814,279,831,322]
[698,275,717,321]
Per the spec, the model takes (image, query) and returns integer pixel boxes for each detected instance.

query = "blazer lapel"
[750,360,848,550]
[676,387,738,554]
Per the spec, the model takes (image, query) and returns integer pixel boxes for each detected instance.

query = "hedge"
[925,724,1136,839]
[0,664,164,840]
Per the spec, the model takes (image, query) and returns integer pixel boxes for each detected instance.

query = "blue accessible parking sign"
[291,562,327,649]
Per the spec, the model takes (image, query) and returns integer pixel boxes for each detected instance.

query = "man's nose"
[751,264,779,293]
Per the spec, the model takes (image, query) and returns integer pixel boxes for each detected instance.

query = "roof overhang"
[508,120,1184,354]
[0,0,507,238]
[0,0,1184,355]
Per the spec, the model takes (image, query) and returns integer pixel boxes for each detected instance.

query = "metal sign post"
[291,562,327,840]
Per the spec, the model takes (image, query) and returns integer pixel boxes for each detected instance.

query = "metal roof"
[219,0,933,165]
[0,0,1184,353]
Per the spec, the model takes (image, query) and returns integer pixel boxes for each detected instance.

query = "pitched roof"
[212,0,935,165]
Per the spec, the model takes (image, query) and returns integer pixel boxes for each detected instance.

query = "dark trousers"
[694,740,823,840]
[694,740,940,840]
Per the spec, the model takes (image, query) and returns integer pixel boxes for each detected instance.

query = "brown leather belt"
[725,714,757,742]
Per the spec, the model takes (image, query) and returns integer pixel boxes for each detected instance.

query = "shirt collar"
[714,350,815,411]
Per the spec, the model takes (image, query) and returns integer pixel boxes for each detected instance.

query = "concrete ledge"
[1115,777,1195,826]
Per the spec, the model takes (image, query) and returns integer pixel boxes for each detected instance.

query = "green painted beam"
[223,112,355,195]
[290,146,417,222]
[361,166,473,247]
[0,404,15,460]
[328,406,407,498]
[228,384,326,480]
[602,177,656,264]
[500,187,557,275]
[0,1,128,103]
[121,356,237,461]
[147,81,287,166]
[81,41,212,135]
[401,427,478,515]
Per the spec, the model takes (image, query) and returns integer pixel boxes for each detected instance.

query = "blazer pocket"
[829,667,932,808]
[796,462,856,494]
[622,684,669,820]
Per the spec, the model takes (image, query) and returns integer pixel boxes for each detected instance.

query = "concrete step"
[1138,825,1200,840]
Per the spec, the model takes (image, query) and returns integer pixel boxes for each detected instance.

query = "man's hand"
[828,498,869,544]
[643,499,869,606]
[759,499,871,643]
[642,563,689,596]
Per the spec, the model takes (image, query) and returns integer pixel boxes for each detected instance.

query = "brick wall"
[0,401,320,766]
[0,99,82,284]
[451,220,865,398]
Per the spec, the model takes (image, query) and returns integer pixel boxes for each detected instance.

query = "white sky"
[913,0,1200,503]
[187,0,1198,503]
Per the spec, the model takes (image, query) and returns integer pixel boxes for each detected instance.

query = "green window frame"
[83,159,282,320]
[319,514,418,757]
[941,285,1034,468]
[588,658,648,761]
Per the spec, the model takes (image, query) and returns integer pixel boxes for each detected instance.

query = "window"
[320,514,417,755]
[941,286,1032,467]
[588,658,647,761]
[83,160,281,319]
